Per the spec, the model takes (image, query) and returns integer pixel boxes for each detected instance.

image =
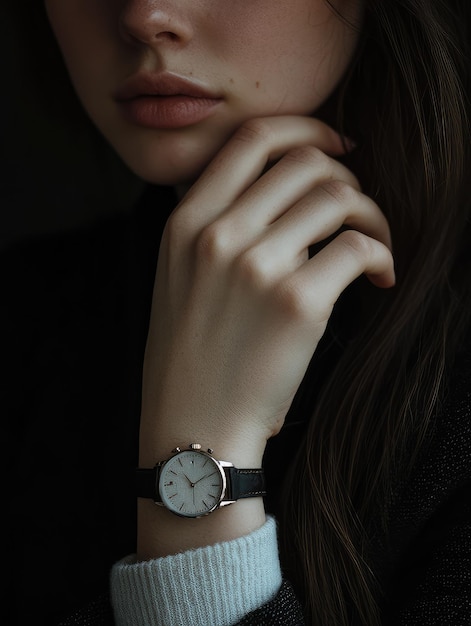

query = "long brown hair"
[8,0,470,623]
[280,1,471,623]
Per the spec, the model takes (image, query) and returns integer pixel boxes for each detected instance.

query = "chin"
[124,159,203,187]
[99,114,241,188]
[111,135,226,187]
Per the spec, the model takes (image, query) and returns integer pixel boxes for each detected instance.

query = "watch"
[136,443,266,518]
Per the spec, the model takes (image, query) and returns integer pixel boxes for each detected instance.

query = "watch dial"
[159,451,225,517]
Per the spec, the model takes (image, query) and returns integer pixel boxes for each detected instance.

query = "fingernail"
[343,136,357,152]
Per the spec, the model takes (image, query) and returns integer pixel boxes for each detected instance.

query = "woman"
[3,0,470,624]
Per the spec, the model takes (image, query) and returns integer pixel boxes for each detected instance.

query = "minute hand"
[193,471,217,485]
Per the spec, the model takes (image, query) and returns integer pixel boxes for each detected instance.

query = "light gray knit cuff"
[110,515,281,626]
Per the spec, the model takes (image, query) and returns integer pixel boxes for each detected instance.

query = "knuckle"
[165,209,191,244]
[195,221,232,262]
[337,229,374,260]
[235,247,273,288]
[321,179,358,206]
[234,118,276,146]
[284,145,327,168]
[273,279,314,322]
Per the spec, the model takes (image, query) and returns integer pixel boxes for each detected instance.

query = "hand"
[139,116,395,468]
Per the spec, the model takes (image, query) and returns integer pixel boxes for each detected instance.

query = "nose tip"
[119,3,193,47]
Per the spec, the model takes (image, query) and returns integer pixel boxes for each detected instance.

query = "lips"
[115,72,223,129]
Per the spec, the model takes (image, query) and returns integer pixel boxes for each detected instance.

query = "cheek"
[213,1,360,112]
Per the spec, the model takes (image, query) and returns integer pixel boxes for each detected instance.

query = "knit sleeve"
[110,516,283,626]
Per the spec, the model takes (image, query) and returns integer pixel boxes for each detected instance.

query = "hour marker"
[202,500,209,508]
[170,470,178,475]
[169,494,178,499]
[178,458,183,467]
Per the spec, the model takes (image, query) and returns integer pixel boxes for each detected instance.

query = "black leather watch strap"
[136,467,160,501]
[135,465,266,502]
[225,467,266,500]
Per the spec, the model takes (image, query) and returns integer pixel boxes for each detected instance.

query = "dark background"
[1,2,145,250]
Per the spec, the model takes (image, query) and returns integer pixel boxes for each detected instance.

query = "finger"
[280,230,395,324]
[241,181,392,277]
[179,116,350,226]
[215,147,361,243]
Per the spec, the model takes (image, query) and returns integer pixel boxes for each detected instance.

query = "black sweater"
[3,188,470,625]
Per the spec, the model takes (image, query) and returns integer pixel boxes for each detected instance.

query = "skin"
[45,0,395,559]
[45,0,363,185]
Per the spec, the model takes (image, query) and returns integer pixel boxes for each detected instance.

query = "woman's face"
[45,0,363,186]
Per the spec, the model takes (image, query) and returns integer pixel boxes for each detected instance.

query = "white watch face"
[158,450,225,517]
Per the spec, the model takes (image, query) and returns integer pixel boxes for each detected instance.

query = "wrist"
[136,441,267,559]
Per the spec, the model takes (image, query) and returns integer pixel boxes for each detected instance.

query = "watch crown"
[189,443,202,450]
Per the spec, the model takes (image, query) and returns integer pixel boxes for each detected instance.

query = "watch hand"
[183,473,195,487]
[194,471,216,485]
